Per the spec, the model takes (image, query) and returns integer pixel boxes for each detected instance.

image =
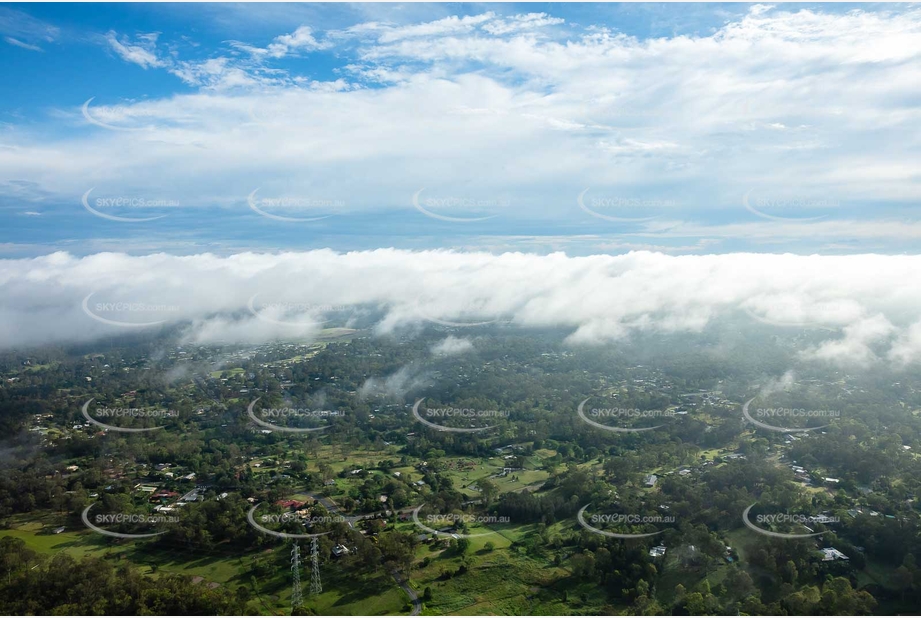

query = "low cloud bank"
[1,249,920,367]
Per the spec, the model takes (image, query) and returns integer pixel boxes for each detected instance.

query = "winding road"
[307,493,421,614]
[390,569,422,616]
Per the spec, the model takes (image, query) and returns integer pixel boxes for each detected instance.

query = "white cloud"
[888,320,921,366]
[6,8,916,220]
[105,25,329,89]
[4,36,42,52]
[758,370,796,398]
[0,7,59,47]
[359,365,428,399]
[4,5,921,251]
[262,25,330,57]
[800,314,897,367]
[431,336,474,357]
[1,250,921,371]
[368,13,497,43]
[105,31,165,69]
[481,13,565,36]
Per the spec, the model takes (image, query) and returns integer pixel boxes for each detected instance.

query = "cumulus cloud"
[800,314,897,367]
[250,25,330,58]
[2,250,921,369]
[431,336,474,357]
[481,13,565,36]
[3,4,920,254]
[888,321,921,366]
[759,370,796,398]
[359,365,428,400]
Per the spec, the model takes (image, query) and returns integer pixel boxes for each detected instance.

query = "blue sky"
[2,2,921,257]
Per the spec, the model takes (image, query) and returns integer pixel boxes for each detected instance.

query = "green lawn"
[2,519,407,616]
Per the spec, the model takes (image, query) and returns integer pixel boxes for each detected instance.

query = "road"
[389,569,421,616]
[307,492,398,527]
[306,492,341,514]
[308,492,421,614]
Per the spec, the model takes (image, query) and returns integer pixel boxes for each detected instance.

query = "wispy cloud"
[104,31,165,69]
[0,7,59,47]
[4,36,43,52]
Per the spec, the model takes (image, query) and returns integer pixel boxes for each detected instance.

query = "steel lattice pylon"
[290,543,303,610]
[310,536,322,596]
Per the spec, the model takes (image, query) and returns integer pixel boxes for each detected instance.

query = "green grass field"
[1,519,408,616]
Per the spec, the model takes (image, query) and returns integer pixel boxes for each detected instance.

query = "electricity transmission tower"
[310,536,322,596]
[290,543,303,610]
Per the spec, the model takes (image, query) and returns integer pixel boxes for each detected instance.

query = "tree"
[478,478,498,506]
[781,559,798,585]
